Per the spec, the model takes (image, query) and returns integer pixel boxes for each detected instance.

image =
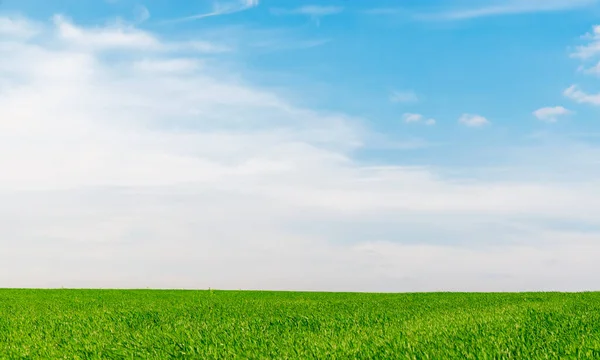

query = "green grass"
[1,290,600,359]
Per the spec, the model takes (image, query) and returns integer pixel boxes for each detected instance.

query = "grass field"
[1,290,599,359]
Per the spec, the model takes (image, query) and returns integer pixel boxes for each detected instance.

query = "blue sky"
[1,0,600,291]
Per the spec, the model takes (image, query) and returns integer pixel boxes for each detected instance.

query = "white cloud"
[564,85,600,105]
[171,40,232,53]
[365,8,408,16]
[0,16,41,38]
[390,90,418,103]
[421,0,596,21]
[459,113,490,127]
[52,16,230,53]
[133,5,151,23]
[533,106,572,122]
[271,6,344,17]
[568,27,600,106]
[581,61,600,75]
[401,113,435,126]
[163,0,259,23]
[402,113,423,123]
[53,15,160,50]
[2,14,600,291]
[133,58,201,73]
[571,25,600,60]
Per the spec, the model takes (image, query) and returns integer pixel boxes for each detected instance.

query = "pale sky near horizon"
[1,0,600,291]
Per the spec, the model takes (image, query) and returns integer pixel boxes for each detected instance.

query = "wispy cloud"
[270,5,344,17]
[364,8,408,16]
[571,25,600,60]
[133,5,151,24]
[390,90,418,103]
[0,16,41,38]
[564,85,600,105]
[402,113,436,126]
[459,114,490,127]
[190,24,331,53]
[53,14,160,50]
[403,113,422,123]
[162,0,259,24]
[270,5,343,25]
[533,106,572,122]
[53,15,230,53]
[133,58,201,73]
[418,0,596,21]
[581,61,600,76]
[565,26,600,106]
[251,38,332,51]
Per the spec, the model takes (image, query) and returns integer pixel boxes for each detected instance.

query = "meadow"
[0,289,599,359]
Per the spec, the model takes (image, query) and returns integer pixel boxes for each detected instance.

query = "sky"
[1,0,600,292]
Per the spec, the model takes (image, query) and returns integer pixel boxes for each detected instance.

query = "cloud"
[364,8,408,16]
[533,106,572,122]
[402,113,422,123]
[133,58,201,73]
[402,113,435,126]
[0,16,41,38]
[172,40,232,53]
[53,15,160,50]
[271,5,344,17]
[390,90,418,103]
[567,27,600,105]
[52,15,230,53]
[133,5,151,23]
[2,14,600,291]
[581,61,600,76]
[459,114,490,127]
[419,0,596,21]
[162,0,259,24]
[251,37,332,51]
[571,25,600,60]
[564,85,600,105]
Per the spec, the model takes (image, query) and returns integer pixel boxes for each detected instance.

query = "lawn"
[1,290,599,359]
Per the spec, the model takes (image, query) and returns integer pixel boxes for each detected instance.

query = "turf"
[1,290,599,359]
